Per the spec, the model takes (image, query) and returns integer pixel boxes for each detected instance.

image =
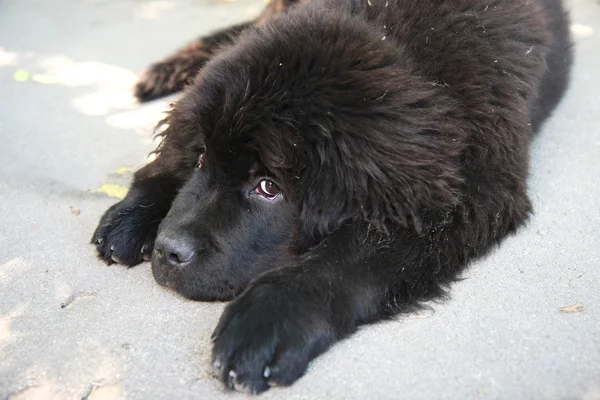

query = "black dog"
[92,0,572,394]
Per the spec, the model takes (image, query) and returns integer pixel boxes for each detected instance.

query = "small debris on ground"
[60,291,97,309]
[559,304,584,313]
[413,314,432,319]
[412,309,435,319]
[70,206,81,216]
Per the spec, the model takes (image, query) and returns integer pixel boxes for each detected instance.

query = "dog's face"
[150,12,464,301]
[151,145,299,300]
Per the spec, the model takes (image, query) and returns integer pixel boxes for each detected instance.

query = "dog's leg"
[211,198,530,394]
[91,120,200,266]
[134,22,251,102]
[135,0,302,102]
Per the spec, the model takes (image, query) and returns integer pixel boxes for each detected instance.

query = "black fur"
[92,0,572,394]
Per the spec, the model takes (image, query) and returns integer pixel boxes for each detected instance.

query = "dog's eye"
[256,180,281,200]
[196,152,206,169]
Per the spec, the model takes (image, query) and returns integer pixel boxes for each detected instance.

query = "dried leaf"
[559,305,583,313]
[413,314,432,319]
[412,309,434,319]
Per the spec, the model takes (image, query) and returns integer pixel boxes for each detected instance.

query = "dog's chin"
[151,255,242,302]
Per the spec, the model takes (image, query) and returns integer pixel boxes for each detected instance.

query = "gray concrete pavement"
[0,0,599,399]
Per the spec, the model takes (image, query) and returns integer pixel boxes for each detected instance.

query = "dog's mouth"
[150,247,192,289]
[150,251,243,302]
[150,254,174,288]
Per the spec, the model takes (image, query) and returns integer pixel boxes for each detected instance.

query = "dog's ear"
[294,81,468,241]
[145,96,207,182]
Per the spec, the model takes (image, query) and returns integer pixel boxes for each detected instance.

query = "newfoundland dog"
[92,0,572,394]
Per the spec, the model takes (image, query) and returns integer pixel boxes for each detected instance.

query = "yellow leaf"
[115,166,134,174]
[97,184,128,199]
[13,69,31,82]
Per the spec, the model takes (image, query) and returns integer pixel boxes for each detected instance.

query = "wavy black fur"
[92,0,572,394]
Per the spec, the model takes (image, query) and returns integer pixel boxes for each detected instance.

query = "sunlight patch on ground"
[0,47,18,67]
[571,23,595,37]
[0,258,32,354]
[10,340,126,399]
[0,302,29,352]
[73,90,137,117]
[137,0,176,20]
[38,58,136,88]
[36,58,140,116]
[0,257,30,286]
[106,99,172,133]
[10,381,62,400]
[87,384,125,400]
[5,51,139,116]
[3,48,173,132]
[35,55,172,131]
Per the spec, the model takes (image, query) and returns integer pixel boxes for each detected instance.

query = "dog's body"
[92,0,572,393]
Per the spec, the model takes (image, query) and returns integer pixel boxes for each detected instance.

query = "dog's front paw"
[211,282,335,394]
[91,197,162,266]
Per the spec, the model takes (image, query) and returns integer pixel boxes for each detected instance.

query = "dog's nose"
[154,233,196,268]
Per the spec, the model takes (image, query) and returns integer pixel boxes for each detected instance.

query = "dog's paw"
[211,282,335,394]
[91,198,161,266]
[134,46,210,102]
[134,63,183,102]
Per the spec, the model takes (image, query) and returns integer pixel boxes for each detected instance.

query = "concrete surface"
[0,0,599,399]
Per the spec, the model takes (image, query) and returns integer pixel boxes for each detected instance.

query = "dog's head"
[151,8,465,300]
